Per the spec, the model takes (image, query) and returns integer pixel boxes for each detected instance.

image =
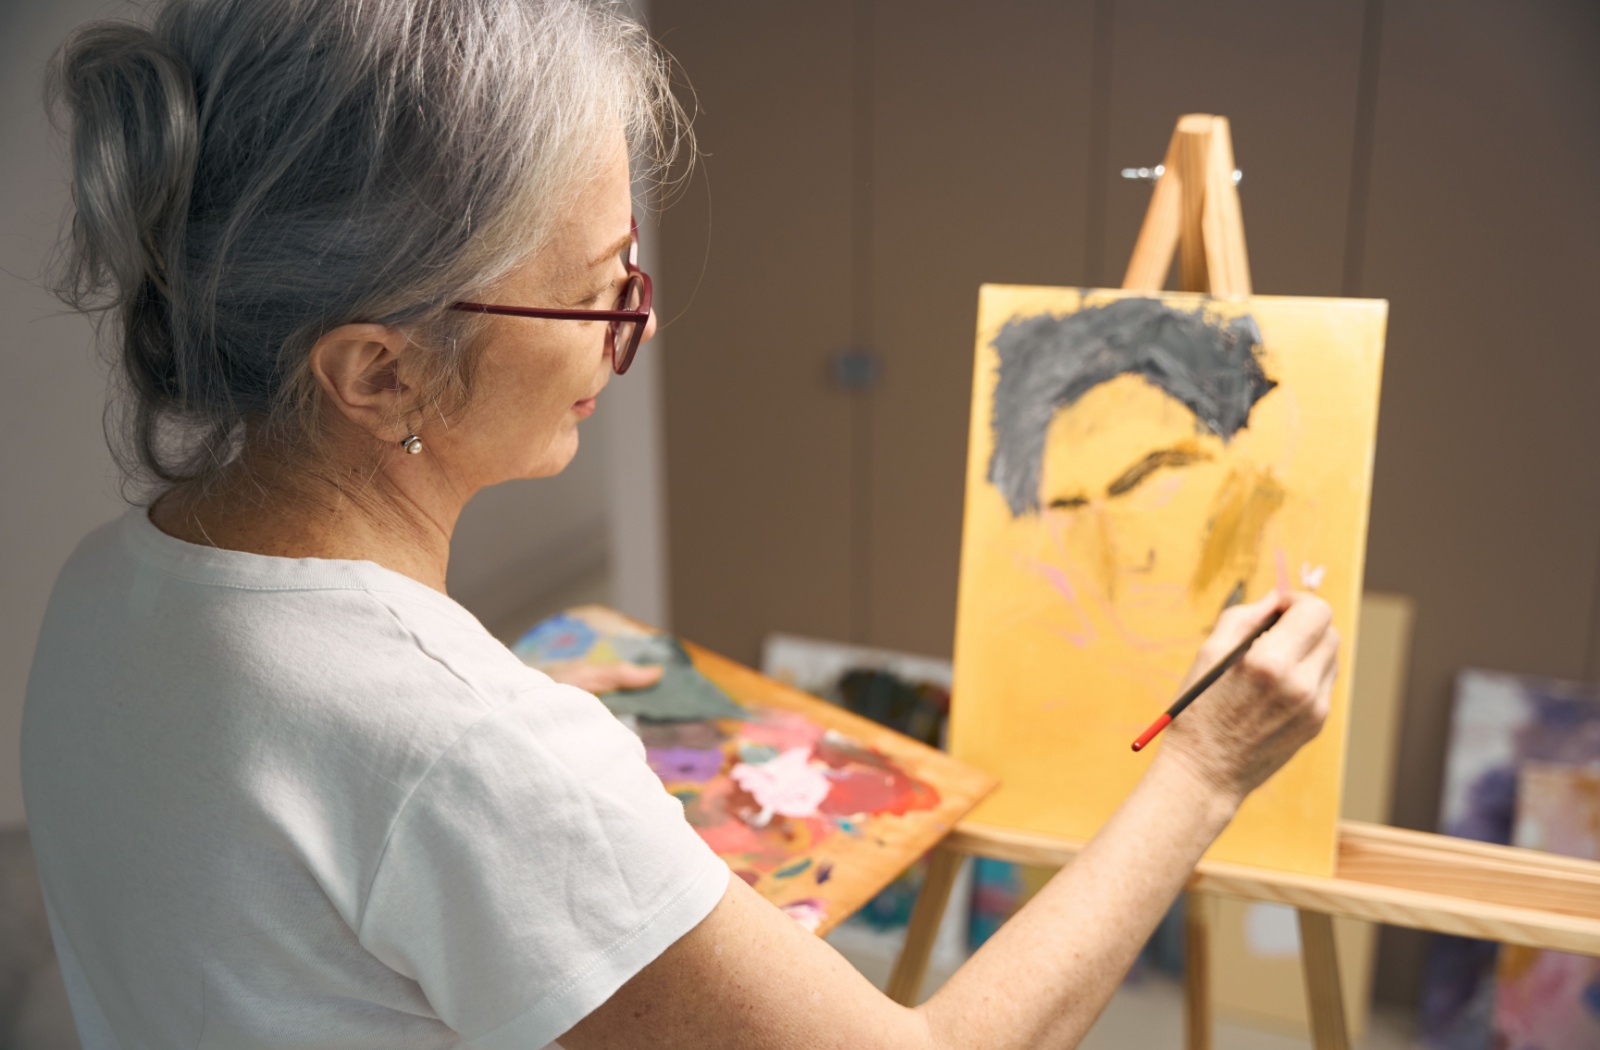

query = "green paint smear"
[774,857,813,879]
[598,636,747,723]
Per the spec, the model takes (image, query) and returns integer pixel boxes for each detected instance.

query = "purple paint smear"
[647,746,724,783]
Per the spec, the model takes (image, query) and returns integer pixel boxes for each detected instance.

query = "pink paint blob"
[738,710,826,751]
[780,898,827,933]
[1029,560,1096,647]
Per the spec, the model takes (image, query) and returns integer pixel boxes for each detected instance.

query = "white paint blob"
[730,747,831,823]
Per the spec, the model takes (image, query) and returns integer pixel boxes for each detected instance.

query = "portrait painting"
[950,285,1387,876]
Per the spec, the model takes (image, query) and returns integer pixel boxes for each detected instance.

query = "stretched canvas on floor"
[951,285,1387,876]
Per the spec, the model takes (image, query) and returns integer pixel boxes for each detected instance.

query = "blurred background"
[4,1,1599,1047]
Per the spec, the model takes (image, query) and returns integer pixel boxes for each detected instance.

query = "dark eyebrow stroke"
[1106,445,1212,497]
[1048,494,1089,510]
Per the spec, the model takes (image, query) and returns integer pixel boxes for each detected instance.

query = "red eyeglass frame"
[451,218,652,375]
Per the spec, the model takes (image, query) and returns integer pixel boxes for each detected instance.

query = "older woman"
[22,1,1338,1047]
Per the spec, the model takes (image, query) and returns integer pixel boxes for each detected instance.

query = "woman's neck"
[147,450,461,593]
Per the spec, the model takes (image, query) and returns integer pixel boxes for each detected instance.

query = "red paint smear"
[810,735,942,818]
[819,765,940,818]
[735,869,760,886]
[814,735,894,772]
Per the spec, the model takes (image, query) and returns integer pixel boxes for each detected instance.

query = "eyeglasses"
[451,217,652,375]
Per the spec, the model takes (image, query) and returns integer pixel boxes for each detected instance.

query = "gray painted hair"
[987,299,1276,517]
[48,0,687,490]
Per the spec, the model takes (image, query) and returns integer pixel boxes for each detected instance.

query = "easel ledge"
[934,819,1600,954]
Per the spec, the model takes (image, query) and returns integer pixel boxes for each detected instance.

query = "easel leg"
[886,845,963,1005]
[1184,891,1214,1050]
[1297,910,1351,1050]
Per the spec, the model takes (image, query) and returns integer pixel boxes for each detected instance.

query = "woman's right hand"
[1157,589,1340,808]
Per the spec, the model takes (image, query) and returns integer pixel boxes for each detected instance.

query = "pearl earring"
[400,433,423,455]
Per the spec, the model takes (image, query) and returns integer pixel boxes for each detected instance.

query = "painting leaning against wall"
[1492,763,1600,1050]
[951,286,1387,877]
[1420,670,1600,1050]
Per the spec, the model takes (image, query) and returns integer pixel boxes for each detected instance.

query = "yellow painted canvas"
[951,285,1387,876]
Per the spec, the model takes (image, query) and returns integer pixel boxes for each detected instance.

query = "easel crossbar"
[941,819,1600,956]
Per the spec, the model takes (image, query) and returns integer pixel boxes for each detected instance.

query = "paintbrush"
[1130,609,1285,753]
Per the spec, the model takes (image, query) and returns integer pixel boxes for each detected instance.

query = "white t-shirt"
[21,509,730,1050]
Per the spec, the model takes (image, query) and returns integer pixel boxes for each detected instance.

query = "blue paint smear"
[513,613,597,662]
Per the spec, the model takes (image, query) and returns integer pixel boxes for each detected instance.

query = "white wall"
[0,0,673,825]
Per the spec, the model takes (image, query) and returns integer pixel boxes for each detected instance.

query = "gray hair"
[48,0,688,491]
[987,298,1276,517]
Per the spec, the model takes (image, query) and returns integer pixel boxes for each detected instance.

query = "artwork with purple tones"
[1419,670,1600,1050]
[1490,763,1600,1050]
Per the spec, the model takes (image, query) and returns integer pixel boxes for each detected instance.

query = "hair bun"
[51,22,199,449]
[52,23,198,301]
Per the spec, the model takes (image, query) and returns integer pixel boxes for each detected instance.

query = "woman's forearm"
[914,752,1238,1050]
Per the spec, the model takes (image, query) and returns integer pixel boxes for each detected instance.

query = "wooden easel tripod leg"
[1184,891,1215,1050]
[1297,909,1351,1050]
[886,844,963,1005]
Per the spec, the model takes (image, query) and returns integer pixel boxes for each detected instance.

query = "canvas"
[951,286,1387,876]
[1491,763,1600,1050]
[1421,671,1600,1050]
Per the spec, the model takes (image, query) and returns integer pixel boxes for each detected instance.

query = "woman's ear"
[307,323,416,439]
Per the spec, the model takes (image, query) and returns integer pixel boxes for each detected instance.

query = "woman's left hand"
[543,661,664,694]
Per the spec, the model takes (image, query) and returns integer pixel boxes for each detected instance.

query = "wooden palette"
[515,606,997,935]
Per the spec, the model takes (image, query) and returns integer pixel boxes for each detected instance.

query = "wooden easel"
[884,114,1600,1050]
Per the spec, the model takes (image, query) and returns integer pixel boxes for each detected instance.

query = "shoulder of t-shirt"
[89,507,593,740]
[354,584,558,711]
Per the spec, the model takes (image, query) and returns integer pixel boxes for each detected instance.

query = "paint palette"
[514,606,997,934]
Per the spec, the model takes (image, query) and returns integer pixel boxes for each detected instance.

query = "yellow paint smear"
[1192,467,1286,599]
